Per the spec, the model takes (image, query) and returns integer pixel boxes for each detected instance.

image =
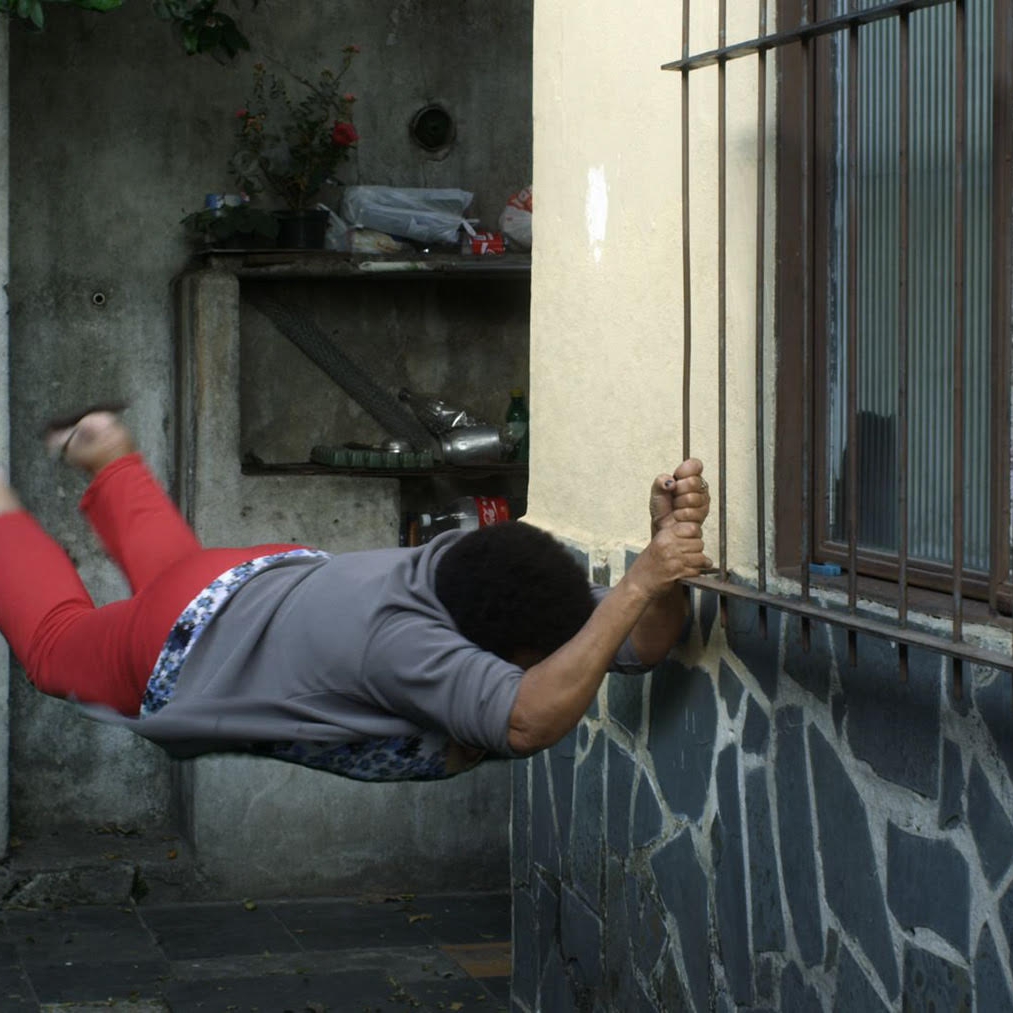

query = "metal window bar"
[666,0,1013,677]
[898,4,910,680]
[846,12,860,669]
[800,1,814,653]
[756,0,770,637]
[719,0,728,595]
[953,0,967,695]
[681,0,693,466]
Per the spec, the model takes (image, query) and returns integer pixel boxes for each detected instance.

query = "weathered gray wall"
[6,0,531,895]
[1,17,10,859]
[514,557,1013,1011]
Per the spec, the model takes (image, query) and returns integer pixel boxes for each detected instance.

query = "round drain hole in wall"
[410,105,455,152]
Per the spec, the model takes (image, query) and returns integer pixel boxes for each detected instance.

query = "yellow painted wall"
[528,1,776,577]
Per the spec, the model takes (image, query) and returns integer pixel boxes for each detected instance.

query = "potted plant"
[181,195,279,249]
[230,52,360,248]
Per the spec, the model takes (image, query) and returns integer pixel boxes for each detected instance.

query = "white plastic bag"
[340,186,474,244]
[498,186,532,249]
[320,203,351,252]
[349,229,412,254]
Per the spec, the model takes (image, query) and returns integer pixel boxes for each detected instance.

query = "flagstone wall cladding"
[511,557,1013,1012]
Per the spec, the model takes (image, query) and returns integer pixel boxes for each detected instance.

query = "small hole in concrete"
[91,292,107,307]
[410,105,455,152]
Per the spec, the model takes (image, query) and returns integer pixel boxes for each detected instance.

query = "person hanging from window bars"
[0,407,711,781]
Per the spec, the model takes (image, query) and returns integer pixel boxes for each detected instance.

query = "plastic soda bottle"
[419,495,511,542]
[504,388,529,462]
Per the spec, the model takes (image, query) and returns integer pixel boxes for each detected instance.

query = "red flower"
[343,93,357,103]
[331,121,359,146]
[235,108,248,118]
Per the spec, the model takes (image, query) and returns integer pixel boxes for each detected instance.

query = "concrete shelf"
[242,460,529,479]
[198,249,532,281]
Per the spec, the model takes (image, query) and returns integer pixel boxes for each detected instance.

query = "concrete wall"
[0,17,10,858]
[519,0,1013,1009]
[5,1,531,895]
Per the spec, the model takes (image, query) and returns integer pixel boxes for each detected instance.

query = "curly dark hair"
[434,521,595,662]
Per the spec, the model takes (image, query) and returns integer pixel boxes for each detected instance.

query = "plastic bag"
[320,203,351,252]
[349,229,412,254]
[340,186,474,244]
[498,186,532,250]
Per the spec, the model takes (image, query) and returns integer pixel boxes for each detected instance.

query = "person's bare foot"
[45,410,136,477]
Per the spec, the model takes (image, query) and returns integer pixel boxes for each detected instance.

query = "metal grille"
[663,0,1013,681]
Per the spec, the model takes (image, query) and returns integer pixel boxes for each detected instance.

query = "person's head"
[435,521,595,665]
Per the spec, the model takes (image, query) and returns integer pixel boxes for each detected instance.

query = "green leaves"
[3,0,123,28]
[4,0,252,59]
[154,0,251,60]
[180,203,280,245]
[72,0,124,11]
[1,0,45,28]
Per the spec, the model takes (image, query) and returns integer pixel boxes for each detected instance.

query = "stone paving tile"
[6,906,164,967]
[268,897,430,951]
[482,974,511,1004]
[42,1004,170,1012]
[166,946,452,981]
[440,940,512,978]
[0,963,39,1011]
[26,960,172,1005]
[407,892,513,945]
[138,902,302,961]
[163,966,424,1012]
[400,970,509,1011]
[0,892,513,1011]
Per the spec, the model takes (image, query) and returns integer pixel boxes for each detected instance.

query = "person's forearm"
[628,511,693,665]
[629,584,690,666]
[507,577,652,755]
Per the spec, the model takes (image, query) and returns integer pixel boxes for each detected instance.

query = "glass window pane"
[826,0,993,571]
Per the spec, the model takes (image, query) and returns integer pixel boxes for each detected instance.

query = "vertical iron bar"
[801,0,813,653]
[756,0,769,639]
[989,0,1010,624]
[682,0,693,464]
[898,7,910,683]
[719,0,728,585]
[952,0,966,700]
[846,14,860,666]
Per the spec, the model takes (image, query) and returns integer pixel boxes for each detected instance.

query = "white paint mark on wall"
[586,166,608,264]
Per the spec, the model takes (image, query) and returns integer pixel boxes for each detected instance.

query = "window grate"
[664,0,1013,681]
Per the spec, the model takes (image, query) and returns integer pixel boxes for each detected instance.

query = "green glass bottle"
[505,388,529,462]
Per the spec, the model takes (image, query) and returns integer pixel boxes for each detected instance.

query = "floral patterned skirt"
[140,550,479,781]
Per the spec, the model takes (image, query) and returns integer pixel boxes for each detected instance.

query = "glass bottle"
[504,388,529,462]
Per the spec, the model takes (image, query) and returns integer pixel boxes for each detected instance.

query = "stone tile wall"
[511,557,1013,1011]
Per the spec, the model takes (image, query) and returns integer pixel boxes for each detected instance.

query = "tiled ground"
[0,892,512,1012]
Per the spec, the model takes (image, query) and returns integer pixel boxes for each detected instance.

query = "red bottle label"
[474,496,511,527]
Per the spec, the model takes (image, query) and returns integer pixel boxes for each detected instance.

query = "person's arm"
[507,461,711,755]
